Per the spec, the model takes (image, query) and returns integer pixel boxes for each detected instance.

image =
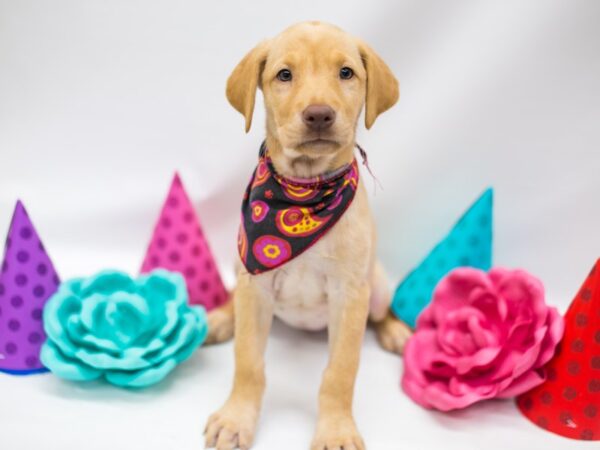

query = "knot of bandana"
[238,143,360,274]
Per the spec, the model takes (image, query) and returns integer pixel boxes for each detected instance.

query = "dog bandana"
[238,142,360,274]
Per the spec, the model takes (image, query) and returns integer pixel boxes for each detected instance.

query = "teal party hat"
[392,188,493,327]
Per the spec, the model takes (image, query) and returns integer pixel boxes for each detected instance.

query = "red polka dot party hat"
[517,258,600,441]
[0,200,60,375]
[140,172,228,311]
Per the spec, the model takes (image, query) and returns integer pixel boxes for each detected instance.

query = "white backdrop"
[0,1,598,449]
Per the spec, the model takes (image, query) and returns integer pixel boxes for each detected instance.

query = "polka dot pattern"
[517,259,600,441]
[140,173,228,311]
[392,188,493,327]
[0,201,59,374]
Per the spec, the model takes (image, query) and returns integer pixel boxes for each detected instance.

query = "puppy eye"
[277,69,292,82]
[339,67,354,80]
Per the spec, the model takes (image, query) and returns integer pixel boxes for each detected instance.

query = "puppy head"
[226,22,399,159]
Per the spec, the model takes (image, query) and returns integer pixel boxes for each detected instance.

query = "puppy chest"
[270,251,331,331]
[249,183,372,331]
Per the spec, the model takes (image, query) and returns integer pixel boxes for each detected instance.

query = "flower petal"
[135,270,189,346]
[141,307,207,364]
[104,314,207,388]
[496,368,545,398]
[40,340,101,381]
[494,268,548,330]
[43,284,84,358]
[454,346,502,375]
[104,292,152,346]
[533,307,564,367]
[80,270,136,297]
[74,346,150,370]
[80,293,108,334]
[105,358,178,388]
[426,268,495,327]
[438,307,486,355]
[66,315,121,354]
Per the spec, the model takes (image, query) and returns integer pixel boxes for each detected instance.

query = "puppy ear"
[226,40,270,133]
[357,40,399,129]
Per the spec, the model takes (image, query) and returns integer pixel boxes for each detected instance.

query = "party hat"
[140,173,228,311]
[0,201,60,375]
[391,188,493,327]
[517,259,600,441]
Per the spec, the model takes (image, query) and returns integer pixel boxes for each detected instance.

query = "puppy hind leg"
[373,310,412,355]
[369,260,412,355]
[205,297,235,345]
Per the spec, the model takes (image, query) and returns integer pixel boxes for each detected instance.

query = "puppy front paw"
[311,415,365,450]
[204,400,259,450]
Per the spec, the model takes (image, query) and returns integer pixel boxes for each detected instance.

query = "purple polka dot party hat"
[0,200,60,375]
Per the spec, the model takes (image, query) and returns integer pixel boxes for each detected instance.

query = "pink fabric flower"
[402,267,564,411]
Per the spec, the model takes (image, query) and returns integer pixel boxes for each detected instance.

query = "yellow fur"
[205,21,411,450]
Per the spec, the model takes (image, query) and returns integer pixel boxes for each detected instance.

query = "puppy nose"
[302,105,336,131]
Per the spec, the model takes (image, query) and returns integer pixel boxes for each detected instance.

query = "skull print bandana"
[238,142,359,274]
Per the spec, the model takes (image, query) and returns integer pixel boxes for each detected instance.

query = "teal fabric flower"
[40,269,208,388]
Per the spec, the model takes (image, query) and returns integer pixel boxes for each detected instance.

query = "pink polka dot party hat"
[140,172,228,311]
[0,200,60,375]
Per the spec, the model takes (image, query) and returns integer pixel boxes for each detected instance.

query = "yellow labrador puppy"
[205,21,411,450]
